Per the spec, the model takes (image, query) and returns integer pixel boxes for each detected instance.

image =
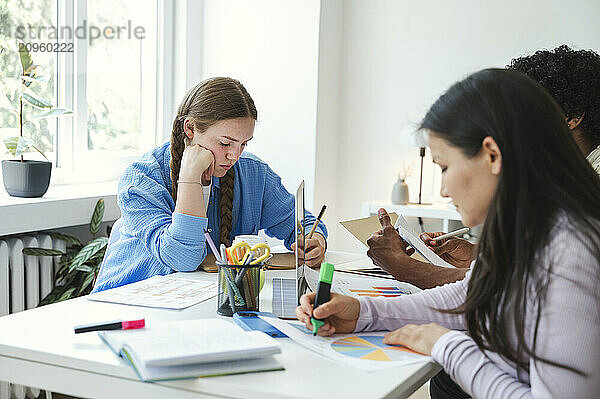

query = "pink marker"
[74,318,145,334]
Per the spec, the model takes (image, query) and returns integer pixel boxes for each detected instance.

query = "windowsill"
[0,181,121,236]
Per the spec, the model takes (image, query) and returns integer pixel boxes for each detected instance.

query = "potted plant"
[1,42,72,197]
[23,199,110,305]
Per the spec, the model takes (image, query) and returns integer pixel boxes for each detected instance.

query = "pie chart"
[330,335,418,361]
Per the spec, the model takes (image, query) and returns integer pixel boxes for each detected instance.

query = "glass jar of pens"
[216,239,271,317]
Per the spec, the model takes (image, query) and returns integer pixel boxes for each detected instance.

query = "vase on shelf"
[391,178,409,205]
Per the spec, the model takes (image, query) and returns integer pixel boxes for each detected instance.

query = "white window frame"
[52,0,170,185]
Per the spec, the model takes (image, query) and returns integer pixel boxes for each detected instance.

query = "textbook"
[98,318,284,381]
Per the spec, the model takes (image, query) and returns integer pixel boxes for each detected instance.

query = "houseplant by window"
[1,42,72,197]
[23,199,110,305]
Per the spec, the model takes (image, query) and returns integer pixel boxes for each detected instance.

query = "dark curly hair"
[508,45,600,148]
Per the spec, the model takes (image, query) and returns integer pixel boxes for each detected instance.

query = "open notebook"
[98,318,283,381]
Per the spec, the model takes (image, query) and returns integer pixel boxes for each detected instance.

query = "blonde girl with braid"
[92,78,328,292]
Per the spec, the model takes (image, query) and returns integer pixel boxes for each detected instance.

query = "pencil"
[307,205,327,239]
[204,229,223,263]
[432,227,470,243]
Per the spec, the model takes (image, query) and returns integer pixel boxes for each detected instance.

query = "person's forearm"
[388,258,468,289]
[174,183,207,217]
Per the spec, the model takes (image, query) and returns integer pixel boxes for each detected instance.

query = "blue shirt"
[92,142,327,292]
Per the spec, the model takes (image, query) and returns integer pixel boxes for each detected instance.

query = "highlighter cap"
[318,262,335,284]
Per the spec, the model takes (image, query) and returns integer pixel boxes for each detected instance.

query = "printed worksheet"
[395,215,454,268]
[303,266,421,299]
[260,316,429,371]
[88,275,217,309]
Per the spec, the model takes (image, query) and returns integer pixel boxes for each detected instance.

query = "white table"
[0,252,440,399]
[362,201,462,232]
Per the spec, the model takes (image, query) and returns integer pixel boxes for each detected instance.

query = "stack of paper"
[99,318,283,381]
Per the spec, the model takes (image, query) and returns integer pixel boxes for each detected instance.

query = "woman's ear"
[183,118,195,140]
[482,136,502,175]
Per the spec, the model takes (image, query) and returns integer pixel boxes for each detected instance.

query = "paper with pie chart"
[331,335,419,361]
[259,316,429,371]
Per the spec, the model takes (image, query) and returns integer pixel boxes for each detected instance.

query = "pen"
[74,318,145,334]
[311,262,335,336]
[307,205,326,240]
[235,252,254,285]
[431,227,470,243]
[204,229,223,263]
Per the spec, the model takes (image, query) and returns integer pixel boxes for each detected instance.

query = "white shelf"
[362,201,462,232]
[0,181,121,236]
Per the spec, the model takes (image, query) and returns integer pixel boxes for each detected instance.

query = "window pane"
[0,0,56,157]
[86,0,157,151]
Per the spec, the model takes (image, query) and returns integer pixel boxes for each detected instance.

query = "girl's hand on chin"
[180,145,215,183]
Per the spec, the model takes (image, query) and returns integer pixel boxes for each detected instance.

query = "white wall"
[314,0,343,245]
[199,0,321,211]
[318,0,600,251]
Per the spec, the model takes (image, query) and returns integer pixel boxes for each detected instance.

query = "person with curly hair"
[508,45,600,173]
[366,45,600,291]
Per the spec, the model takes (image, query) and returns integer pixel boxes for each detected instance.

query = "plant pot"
[2,159,52,198]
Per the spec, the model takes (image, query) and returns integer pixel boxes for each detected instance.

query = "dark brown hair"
[169,77,257,245]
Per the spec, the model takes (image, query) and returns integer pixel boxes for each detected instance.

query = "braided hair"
[169,77,257,245]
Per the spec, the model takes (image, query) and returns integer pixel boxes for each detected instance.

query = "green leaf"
[90,249,106,259]
[31,145,49,161]
[30,108,72,120]
[58,287,77,302]
[19,43,33,74]
[75,265,93,272]
[68,237,108,272]
[48,232,81,246]
[20,74,49,84]
[79,272,96,295]
[89,199,105,235]
[23,248,65,256]
[4,136,33,157]
[38,285,67,307]
[22,91,52,109]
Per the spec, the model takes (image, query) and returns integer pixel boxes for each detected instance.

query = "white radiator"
[0,234,66,399]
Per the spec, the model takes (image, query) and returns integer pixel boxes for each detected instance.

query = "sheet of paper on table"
[259,316,429,372]
[87,275,218,309]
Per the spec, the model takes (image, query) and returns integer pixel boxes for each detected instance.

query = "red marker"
[74,318,145,334]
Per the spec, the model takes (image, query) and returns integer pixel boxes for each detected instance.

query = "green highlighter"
[311,262,335,336]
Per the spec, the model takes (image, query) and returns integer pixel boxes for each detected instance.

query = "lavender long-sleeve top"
[355,215,600,398]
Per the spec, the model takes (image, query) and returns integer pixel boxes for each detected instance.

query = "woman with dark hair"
[93,77,327,292]
[296,69,600,397]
